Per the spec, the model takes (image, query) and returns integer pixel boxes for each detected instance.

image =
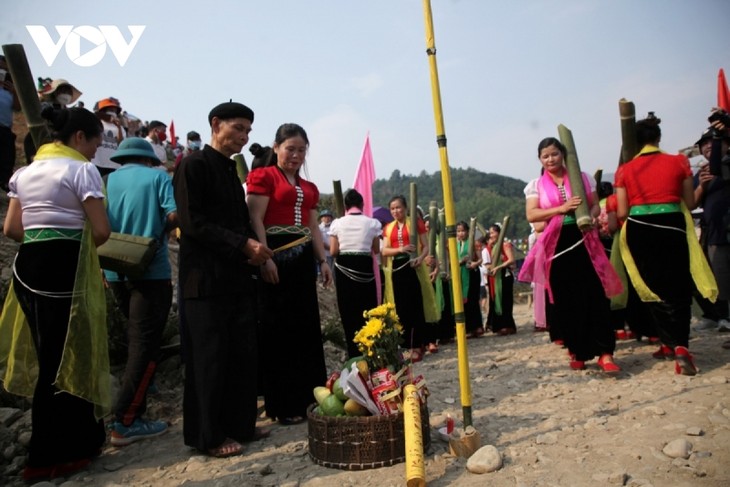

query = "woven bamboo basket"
[306,402,431,470]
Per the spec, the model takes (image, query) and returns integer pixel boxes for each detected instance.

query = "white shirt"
[9,157,104,229]
[91,119,124,170]
[329,213,382,253]
[145,136,168,165]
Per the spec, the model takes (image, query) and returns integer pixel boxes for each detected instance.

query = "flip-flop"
[208,438,243,458]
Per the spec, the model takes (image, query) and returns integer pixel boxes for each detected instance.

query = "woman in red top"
[381,195,434,362]
[247,123,331,424]
[485,223,517,335]
[615,115,699,375]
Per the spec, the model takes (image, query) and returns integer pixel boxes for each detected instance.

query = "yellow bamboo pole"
[421,0,474,428]
[403,384,425,487]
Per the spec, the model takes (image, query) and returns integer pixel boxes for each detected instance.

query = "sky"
[3,0,730,195]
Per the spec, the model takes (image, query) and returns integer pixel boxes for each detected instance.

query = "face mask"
[189,140,201,150]
[56,93,73,106]
[157,131,167,142]
[103,109,118,120]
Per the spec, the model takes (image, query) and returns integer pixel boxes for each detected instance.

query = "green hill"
[321,167,530,240]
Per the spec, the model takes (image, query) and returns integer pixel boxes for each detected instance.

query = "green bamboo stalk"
[409,182,418,260]
[619,98,637,165]
[557,124,592,231]
[332,180,344,218]
[438,208,448,279]
[2,44,51,152]
[593,168,603,188]
[467,217,476,261]
[231,153,249,184]
[489,216,510,266]
[428,201,438,257]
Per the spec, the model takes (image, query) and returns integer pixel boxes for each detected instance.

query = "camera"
[708,109,730,126]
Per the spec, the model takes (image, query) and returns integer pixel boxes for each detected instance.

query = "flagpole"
[421,0,476,431]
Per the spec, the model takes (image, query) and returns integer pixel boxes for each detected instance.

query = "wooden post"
[332,180,345,217]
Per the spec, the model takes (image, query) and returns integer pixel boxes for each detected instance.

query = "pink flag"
[718,68,730,112]
[353,133,375,217]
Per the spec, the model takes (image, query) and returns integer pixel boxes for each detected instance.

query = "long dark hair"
[537,137,567,159]
[41,106,102,145]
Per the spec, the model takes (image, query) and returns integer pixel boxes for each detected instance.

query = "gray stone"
[466,445,502,473]
[662,438,692,459]
[17,430,32,447]
[685,426,704,436]
[0,407,22,426]
[535,432,558,445]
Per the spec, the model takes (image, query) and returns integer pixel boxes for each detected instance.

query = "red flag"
[169,120,176,149]
[718,68,730,112]
[352,132,375,217]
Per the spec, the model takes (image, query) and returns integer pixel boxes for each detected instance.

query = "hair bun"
[41,105,69,130]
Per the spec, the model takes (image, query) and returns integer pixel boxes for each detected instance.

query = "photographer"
[694,108,730,335]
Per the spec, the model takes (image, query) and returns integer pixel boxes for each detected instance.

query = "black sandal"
[278,416,306,426]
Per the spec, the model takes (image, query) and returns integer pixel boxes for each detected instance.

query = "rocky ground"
[0,228,729,487]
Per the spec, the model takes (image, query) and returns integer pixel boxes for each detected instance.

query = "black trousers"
[182,288,259,451]
[110,279,172,425]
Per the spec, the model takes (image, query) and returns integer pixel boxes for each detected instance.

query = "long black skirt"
[464,267,483,333]
[12,240,106,468]
[625,212,691,347]
[487,271,516,333]
[334,254,379,358]
[549,224,614,361]
[391,256,427,349]
[258,236,327,420]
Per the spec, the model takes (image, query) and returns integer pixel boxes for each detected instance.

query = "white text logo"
[26,25,146,67]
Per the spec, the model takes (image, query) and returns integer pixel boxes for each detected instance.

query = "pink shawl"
[518,170,623,303]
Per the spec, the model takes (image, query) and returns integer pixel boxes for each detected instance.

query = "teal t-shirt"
[104,164,176,281]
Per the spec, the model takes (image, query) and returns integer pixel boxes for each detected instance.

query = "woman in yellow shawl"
[1,106,110,480]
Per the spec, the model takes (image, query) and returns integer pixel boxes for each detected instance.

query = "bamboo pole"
[438,208,448,279]
[2,44,51,152]
[619,98,637,165]
[476,222,488,241]
[409,182,418,260]
[428,201,438,258]
[403,385,425,487]
[232,153,249,184]
[422,0,476,431]
[467,217,476,261]
[332,180,345,217]
[489,216,510,267]
[557,124,592,231]
[593,168,603,188]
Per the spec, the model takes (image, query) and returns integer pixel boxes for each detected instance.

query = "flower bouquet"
[312,303,428,417]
